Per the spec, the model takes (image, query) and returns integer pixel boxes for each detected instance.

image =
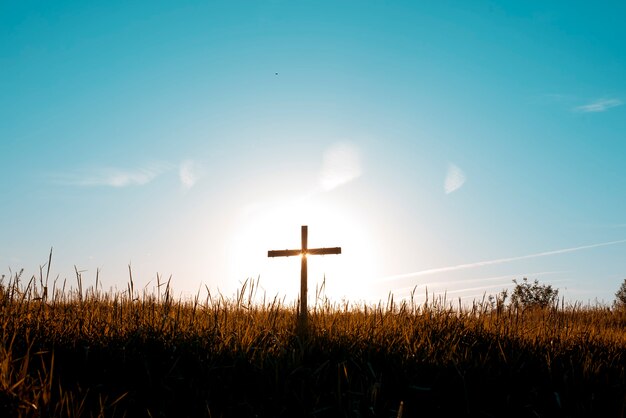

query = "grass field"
[1,265,625,417]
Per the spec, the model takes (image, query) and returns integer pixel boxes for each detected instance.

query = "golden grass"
[1,263,625,417]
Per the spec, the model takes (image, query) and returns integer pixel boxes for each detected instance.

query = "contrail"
[379,239,626,283]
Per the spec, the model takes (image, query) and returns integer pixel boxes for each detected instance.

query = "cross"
[268,225,341,333]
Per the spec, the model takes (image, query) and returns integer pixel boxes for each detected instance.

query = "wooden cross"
[268,225,341,333]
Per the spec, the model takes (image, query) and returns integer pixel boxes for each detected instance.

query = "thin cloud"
[379,239,626,283]
[443,278,570,296]
[574,98,623,113]
[425,271,562,289]
[179,160,203,190]
[543,93,576,102]
[52,162,171,187]
[596,223,626,229]
[444,163,466,194]
[392,271,563,295]
[319,142,362,191]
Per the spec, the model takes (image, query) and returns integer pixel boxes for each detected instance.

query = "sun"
[227,194,379,304]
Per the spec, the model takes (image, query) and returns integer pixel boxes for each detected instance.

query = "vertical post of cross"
[300,225,308,333]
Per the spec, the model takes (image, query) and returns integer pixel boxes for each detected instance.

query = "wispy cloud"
[378,239,626,283]
[574,98,623,113]
[52,162,172,187]
[542,93,576,103]
[319,142,362,191]
[444,163,466,194]
[424,271,562,290]
[594,223,626,229]
[391,271,563,296]
[179,160,204,190]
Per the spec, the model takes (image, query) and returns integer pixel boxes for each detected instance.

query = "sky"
[2,1,625,306]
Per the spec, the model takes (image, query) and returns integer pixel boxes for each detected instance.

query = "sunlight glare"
[227,195,379,304]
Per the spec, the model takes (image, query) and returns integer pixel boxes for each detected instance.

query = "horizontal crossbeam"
[267,249,301,257]
[307,247,342,255]
[268,247,341,257]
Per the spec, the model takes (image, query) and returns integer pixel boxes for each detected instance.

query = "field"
[1,266,625,417]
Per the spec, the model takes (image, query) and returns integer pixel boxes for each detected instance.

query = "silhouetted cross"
[268,225,341,333]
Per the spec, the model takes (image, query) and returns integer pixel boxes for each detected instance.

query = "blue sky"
[2,1,625,304]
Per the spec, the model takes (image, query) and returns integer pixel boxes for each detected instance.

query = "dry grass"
[1,260,625,417]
